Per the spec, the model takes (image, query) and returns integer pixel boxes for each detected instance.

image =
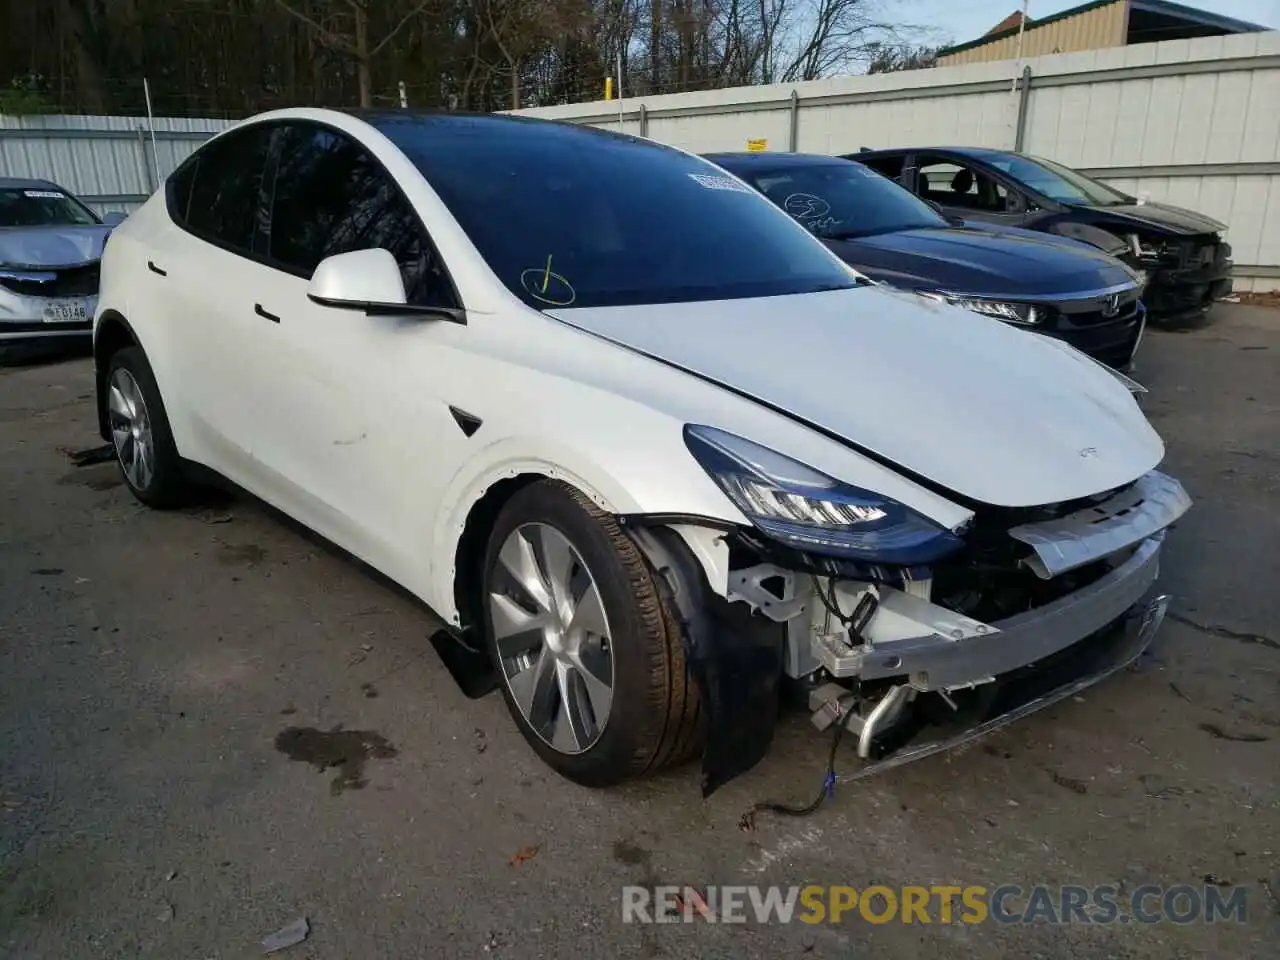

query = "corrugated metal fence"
[514,31,1280,291]
[2,30,1278,289]
[0,114,229,216]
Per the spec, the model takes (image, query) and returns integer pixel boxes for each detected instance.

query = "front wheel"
[105,346,190,508]
[481,479,701,787]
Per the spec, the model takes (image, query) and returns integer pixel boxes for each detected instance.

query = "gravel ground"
[1,306,1277,959]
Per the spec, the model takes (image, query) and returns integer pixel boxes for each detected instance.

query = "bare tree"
[273,0,430,107]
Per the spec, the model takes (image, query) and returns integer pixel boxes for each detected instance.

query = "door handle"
[147,260,167,277]
[254,303,281,323]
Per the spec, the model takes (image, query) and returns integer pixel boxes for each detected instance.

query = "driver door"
[247,121,467,589]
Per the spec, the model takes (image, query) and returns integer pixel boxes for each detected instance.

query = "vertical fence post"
[136,126,157,195]
[398,81,408,108]
[638,103,648,138]
[788,89,800,152]
[1014,65,1033,152]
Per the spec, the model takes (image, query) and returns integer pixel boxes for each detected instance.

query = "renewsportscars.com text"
[621,883,1250,925]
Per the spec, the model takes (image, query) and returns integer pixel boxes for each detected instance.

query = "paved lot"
[1,306,1277,959]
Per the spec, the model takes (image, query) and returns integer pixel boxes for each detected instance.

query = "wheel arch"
[436,453,735,636]
[93,310,141,441]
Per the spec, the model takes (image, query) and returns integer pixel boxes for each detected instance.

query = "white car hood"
[547,286,1164,507]
[0,225,108,268]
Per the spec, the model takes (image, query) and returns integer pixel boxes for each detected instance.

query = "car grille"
[0,262,100,298]
[1044,288,1143,328]
[1169,235,1224,270]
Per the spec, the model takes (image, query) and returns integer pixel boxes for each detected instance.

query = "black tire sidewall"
[481,481,669,788]
[106,346,186,507]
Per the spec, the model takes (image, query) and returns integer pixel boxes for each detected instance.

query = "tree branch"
[370,0,432,57]
[273,0,356,54]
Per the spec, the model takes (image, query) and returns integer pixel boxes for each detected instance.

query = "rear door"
[245,120,464,582]
[154,123,275,478]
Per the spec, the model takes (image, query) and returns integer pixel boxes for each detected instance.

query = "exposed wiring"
[738,692,857,830]
[815,577,880,639]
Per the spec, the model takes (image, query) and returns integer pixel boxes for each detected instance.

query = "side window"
[266,123,455,307]
[917,157,1008,212]
[179,125,273,255]
[862,155,904,182]
[165,157,199,226]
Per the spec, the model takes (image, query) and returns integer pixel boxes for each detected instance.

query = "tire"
[105,346,190,508]
[481,479,702,787]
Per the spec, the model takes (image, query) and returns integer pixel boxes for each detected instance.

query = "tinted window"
[918,157,1007,212]
[267,123,454,307]
[183,124,273,254]
[0,187,98,227]
[862,155,905,182]
[985,153,1130,206]
[166,159,198,226]
[372,115,856,310]
[742,161,946,240]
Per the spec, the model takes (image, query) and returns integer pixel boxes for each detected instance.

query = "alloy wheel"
[489,522,615,755]
[107,367,155,491]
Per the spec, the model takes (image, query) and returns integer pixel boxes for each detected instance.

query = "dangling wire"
[738,692,857,830]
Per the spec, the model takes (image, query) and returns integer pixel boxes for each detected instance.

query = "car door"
[915,154,1033,229]
[246,120,466,587]
[154,122,276,478]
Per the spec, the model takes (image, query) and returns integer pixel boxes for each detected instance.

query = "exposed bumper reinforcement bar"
[837,592,1170,783]
[814,534,1163,689]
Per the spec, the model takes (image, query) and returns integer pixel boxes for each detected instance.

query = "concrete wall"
[937,1,1129,67]
[514,31,1280,291]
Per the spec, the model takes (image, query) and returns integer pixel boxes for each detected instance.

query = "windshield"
[985,154,1131,206]
[0,187,99,227]
[372,115,857,310]
[740,161,947,239]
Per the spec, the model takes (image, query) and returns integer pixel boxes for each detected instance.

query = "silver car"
[0,177,125,352]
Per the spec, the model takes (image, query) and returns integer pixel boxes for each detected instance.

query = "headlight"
[920,291,1040,325]
[683,425,964,564]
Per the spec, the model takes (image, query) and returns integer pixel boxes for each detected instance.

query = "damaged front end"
[627,468,1190,796]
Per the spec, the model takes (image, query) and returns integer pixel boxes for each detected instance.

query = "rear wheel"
[481,479,701,787]
[106,346,190,508]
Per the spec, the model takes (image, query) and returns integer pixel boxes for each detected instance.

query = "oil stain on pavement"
[274,725,399,795]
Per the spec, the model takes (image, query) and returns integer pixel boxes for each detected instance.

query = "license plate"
[42,301,89,323]
[1199,245,1216,266]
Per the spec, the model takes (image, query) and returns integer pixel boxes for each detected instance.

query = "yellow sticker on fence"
[746,138,768,152]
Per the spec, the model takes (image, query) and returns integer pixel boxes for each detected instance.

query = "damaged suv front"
[645,415,1188,795]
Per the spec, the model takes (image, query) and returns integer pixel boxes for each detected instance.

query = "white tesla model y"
[93,108,1189,795]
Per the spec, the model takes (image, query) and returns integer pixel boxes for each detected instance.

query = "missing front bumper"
[813,533,1163,689]
[832,592,1169,782]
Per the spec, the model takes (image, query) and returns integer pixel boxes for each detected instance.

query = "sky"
[895,0,1280,50]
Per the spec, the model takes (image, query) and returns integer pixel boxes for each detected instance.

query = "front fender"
[427,435,746,626]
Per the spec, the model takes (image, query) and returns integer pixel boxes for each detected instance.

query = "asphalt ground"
[1,305,1277,959]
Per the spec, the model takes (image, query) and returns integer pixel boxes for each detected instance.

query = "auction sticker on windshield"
[687,173,754,194]
[43,300,90,323]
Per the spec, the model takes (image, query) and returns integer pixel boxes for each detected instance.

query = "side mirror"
[307,248,464,322]
[101,211,127,226]
[1005,192,1027,214]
